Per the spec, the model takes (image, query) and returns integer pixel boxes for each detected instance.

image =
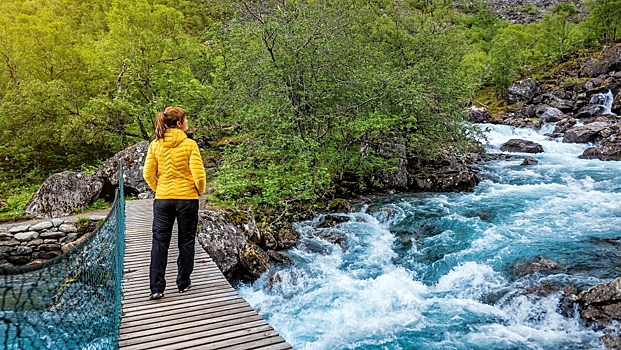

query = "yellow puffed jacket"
[143,128,206,199]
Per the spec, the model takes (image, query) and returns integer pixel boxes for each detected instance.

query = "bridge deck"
[120,199,292,350]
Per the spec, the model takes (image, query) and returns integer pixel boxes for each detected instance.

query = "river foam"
[238,123,620,349]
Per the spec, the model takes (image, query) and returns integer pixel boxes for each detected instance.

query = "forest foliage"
[0,0,618,208]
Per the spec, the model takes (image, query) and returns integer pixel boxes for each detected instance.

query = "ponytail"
[155,112,167,140]
[154,107,187,140]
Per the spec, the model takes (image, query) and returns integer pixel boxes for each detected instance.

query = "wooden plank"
[120,311,262,341]
[120,199,291,350]
[120,304,254,331]
[121,297,246,322]
[120,321,271,350]
[218,336,294,350]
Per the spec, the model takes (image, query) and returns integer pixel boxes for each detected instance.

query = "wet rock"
[240,244,271,278]
[563,122,611,143]
[570,277,621,326]
[553,118,577,134]
[267,273,282,290]
[600,334,621,350]
[507,78,539,104]
[509,256,561,277]
[315,229,348,250]
[266,250,292,264]
[500,139,544,153]
[23,172,103,218]
[576,104,610,119]
[318,214,350,228]
[521,156,539,165]
[580,136,621,161]
[277,227,300,249]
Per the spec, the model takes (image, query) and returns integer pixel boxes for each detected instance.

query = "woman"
[143,106,206,300]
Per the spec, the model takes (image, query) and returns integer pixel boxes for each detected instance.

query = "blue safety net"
[0,166,125,350]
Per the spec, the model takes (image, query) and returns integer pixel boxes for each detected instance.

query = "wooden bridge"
[119,199,292,350]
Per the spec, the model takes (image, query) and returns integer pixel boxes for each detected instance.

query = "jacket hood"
[160,128,187,148]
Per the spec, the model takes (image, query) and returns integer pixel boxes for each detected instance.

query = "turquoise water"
[238,124,621,349]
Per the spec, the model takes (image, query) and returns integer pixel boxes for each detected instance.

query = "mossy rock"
[327,198,351,212]
[224,211,250,225]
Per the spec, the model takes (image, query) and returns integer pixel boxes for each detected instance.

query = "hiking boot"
[149,292,164,300]
[179,282,192,293]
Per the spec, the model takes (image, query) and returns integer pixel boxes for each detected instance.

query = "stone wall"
[0,215,106,267]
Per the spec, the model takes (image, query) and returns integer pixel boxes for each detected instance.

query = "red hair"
[155,107,187,140]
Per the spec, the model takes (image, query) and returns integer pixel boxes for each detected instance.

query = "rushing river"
[238,124,621,349]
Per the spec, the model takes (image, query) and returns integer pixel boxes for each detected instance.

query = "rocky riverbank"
[467,44,621,162]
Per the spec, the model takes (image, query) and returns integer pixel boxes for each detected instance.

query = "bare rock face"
[23,172,103,218]
[375,137,408,189]
[500,139,544,153]
[507,78,539,104]
[582,45,621,77]
[197,209,272,280]
[96,140,152,197]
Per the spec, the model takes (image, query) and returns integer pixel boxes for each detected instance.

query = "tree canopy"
[0,0,616,206]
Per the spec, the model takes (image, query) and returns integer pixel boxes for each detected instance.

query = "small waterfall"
[588,89,615,115]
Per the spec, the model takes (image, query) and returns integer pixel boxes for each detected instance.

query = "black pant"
[150,199,199,294]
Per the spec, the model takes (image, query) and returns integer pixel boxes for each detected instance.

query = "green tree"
[209,0,478,205]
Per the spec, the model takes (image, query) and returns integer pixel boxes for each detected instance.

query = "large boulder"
[570,277,621,326]
[197,209,272,280]
[576,104,611,120]
[539,107,566,123]
[582,44,621,77]
[580,135,621,160]
[507,78,539,105]
[23,172,103,218]
[465,106,490,123]
[408,158,480,192]
[563,122,611,143]
[500,139,544,153]
[96,141,152,197]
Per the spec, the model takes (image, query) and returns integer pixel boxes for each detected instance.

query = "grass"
[0,185,38,222]
[73,198,112,214]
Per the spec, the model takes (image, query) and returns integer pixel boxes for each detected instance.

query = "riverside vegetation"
[0,0,620,217]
